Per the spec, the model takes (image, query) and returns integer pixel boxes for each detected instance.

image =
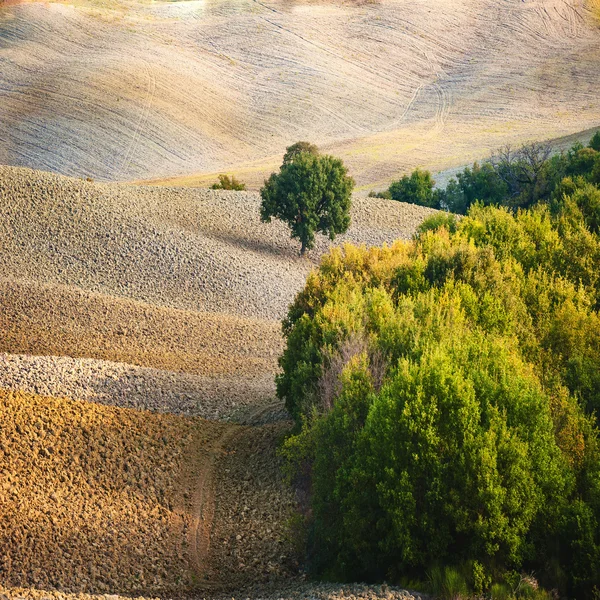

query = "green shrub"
[210,174,246,190]
[443,162,509,214]
[379,138,599,214]
[491,583,512,600]
[427,566,469,600]
[471,561,492,596]
[389,168,441,208]
[416,212,459,236]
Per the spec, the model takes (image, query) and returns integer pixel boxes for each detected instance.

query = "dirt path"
[187,422,241,586]
[185,398,294,589]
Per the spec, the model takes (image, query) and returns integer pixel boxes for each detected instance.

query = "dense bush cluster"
[279,166,600,598]
[373,131,600,215]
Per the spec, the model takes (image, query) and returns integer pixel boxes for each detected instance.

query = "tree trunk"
[300,239,307,255]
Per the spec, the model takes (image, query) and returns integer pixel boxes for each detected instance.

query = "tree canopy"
[278,174,600,597]
[388,168,439,208]
[260,144,354,254]
[282,141,319,165]
[378,136,600,216]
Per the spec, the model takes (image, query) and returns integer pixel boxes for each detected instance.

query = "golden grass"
[141,116,600,194]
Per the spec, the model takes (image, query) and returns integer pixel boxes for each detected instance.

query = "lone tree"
[260,142,354,255]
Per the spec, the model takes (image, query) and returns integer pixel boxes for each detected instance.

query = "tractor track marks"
[2,0,599,186]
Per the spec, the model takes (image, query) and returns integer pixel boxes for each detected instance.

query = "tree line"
[373,131,600,215]
[276,133,600,599]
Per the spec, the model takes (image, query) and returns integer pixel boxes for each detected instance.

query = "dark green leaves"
[260,145,354,254]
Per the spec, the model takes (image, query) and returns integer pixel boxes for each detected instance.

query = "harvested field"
[1,0,599,188]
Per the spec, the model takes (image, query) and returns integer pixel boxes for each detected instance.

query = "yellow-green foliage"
[278,194,600,597]
[210,173,247,190]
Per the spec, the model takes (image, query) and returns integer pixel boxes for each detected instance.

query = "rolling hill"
[0,0,599,189]
[1,0,599,596]
[0,166,435,598]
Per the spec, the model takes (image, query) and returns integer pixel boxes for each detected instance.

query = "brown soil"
[209,422,299,590]
[0,389,302,596]
[0,389,226,595]
[0,582,427,600]
[0,279,281,377]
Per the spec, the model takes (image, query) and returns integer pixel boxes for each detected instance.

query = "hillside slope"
[0,167,435,596]
[1,0,599,187]
[0,389,298,594]
[0,166,435,320]
[0,164,435,421]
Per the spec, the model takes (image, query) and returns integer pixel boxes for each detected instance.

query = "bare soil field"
[0,279,281,377]
[0,388,224,594]
[0,353,277,420]
[0,0,599,189]
[0,582,426,600]
[0,165,435,597]
[0,390,301,596]
[0,166,435,320]
[2,390,422,599]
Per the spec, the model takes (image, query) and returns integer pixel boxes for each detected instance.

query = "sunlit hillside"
[0,0,599,188]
